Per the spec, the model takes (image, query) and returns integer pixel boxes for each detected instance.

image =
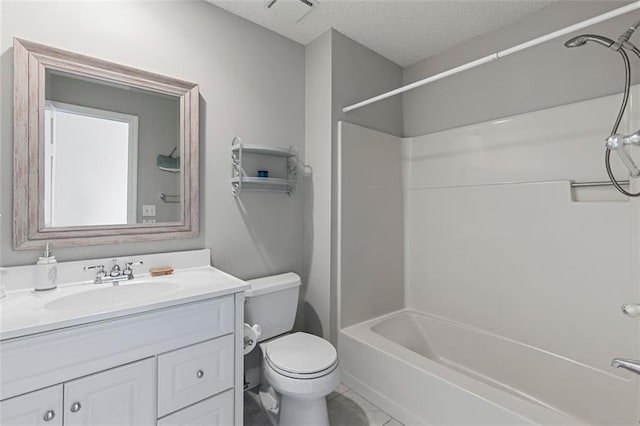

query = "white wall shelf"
[231,177,290,191]
[230,137,298,196]
[231,143,293,157]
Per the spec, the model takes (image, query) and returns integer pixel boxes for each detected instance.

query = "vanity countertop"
[0,266,248,341]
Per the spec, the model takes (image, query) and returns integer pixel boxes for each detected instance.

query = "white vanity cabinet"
[0,385,63,426]
[0,292,245,426]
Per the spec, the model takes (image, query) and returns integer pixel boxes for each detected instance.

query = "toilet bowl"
[259,333,340,426]
[244,273,341,426]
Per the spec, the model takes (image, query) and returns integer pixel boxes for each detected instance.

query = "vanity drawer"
[157,389,233,426]
[157,335,234,417]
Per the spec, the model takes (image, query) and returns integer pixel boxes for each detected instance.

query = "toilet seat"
[266,356,338,380]
[264,332,338,379]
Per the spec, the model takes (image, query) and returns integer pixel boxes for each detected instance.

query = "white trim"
[44,107,55,227]
[127,118,139,224]
[343,1,640,113]
[336,121,343,337]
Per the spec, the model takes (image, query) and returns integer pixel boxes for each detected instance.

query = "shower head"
[564,34,615,49]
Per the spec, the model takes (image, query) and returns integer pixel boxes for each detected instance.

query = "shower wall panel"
[406,182,634,373]
[405,87,640,190]
[404,89,640,413]
[338,121,404,328]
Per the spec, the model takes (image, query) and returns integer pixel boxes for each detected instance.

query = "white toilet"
[245,272,341,426]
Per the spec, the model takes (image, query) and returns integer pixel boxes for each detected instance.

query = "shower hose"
[566,19,640,197]
[605,45,640,197]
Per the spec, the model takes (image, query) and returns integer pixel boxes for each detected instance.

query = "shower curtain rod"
[343,1,640,113]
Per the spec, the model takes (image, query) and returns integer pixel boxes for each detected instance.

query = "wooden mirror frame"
[13,39,199,250]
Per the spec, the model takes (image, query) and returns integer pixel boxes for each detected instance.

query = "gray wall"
[304,29,403,343]
[47,73,181,223]
[0,1,305,282]
[403,1,636,136]
[332,31,404,138]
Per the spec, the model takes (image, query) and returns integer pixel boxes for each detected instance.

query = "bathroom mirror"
[13,38,199,249]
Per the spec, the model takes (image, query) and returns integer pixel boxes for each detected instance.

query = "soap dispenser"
[35,242,57,291]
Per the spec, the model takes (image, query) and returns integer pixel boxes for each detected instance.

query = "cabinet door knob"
[196,369,204,379]
[70,402,82,413]
[43,410,56,421]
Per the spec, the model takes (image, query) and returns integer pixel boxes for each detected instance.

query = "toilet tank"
[245,272,301,341]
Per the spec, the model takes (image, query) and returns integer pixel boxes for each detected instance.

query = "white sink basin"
[44,281,182,313]
[0,266,249,340]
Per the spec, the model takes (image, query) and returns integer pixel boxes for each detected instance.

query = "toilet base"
[279,394,329,426]
[258,387,279,425]
[258,386,330,426]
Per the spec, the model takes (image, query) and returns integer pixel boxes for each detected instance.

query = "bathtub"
[339,309,636,425]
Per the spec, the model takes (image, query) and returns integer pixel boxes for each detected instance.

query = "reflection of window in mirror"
[44,101,138,227]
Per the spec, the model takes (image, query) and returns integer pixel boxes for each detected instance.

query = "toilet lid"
[265,332,337,375]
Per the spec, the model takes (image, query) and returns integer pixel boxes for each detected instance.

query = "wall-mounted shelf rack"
[230,137,298,196]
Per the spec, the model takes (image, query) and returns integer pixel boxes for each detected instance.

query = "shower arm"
[612,17,640,51]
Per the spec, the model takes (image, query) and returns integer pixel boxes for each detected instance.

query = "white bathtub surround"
[402,92,639,425]
[338,85,640,425]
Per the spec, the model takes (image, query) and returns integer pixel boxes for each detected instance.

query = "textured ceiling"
[207,0,557,67]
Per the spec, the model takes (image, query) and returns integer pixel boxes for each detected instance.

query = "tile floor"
[244,383,403,426]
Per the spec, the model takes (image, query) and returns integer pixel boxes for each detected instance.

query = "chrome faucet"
[84,260,144,284]
[123,261,144,280]
[83,264,106,284]
[621,303,640,317]
[611,358,640,375]
[109,262,121,277]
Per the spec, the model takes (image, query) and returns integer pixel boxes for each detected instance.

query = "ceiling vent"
[264,0,317,23]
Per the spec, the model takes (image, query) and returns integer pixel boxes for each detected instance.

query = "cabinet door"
[157,390,234,426]
[64,358,154,426]
[0,385,63,426]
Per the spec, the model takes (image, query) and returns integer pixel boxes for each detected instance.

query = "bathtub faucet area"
[611,358,640,375]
